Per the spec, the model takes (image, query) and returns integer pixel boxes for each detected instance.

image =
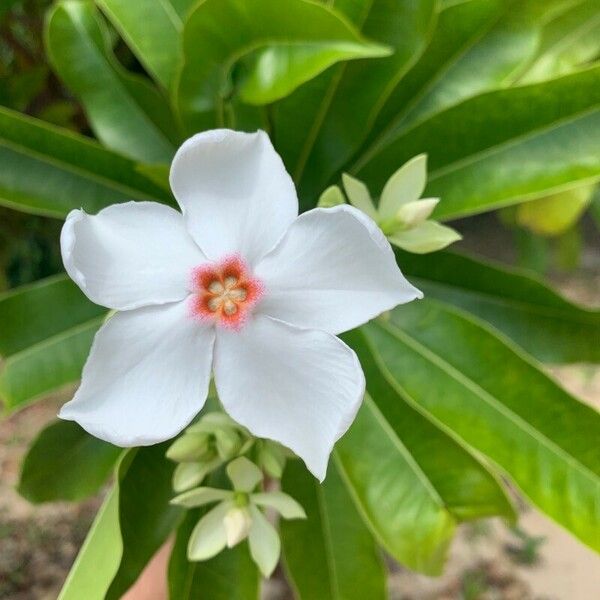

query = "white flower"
[59,129,422,480]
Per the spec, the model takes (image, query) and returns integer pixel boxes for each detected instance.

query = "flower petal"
[213,315,365,481]
[226,456,263,492]
[59,301,214,447]
[169,129,298,265]
[255,205,422,335]
[248,505,280,578]
[171,487,232,508]
[188,501,232,561]
[379,154,427,219]
[61,201,205,310]
[252,491,306,519]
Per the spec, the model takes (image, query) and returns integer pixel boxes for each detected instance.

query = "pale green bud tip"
[224,506,253,547]
[227,456,263,492]
[341,173,378,219]
[396,198,439,227]
[318,185,346,208]
[166,432,210,462]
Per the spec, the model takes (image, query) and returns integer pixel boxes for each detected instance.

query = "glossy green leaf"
[238,41,391,106]
[0,106,170,217]
[57,475,122,600]
[361,300,600,552]
[362,0,546,160]
[168,510,260,600]
[0,316,102,412]
[106,444,182,600]
[357,65,600,219]
[281,460,387,599]
[275,0,435,207]
[337,329,515,574]
[0,275,103,357]
[95,0,184,89]
[18,420,121,502]
[176,0,389,133]
[46,0,178,162]
[399,249,600,363]
[517,0,600,84]
[59,445,181,600]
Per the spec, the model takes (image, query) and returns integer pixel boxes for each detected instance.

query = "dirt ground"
[1,222,599,599]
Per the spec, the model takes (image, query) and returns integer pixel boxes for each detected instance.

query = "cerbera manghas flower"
[59,129,422,480]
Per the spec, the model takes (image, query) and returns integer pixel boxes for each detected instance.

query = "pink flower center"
[189,255,263,329]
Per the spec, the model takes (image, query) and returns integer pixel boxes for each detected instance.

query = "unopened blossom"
[59,129,422,480]
[171,457,305,576]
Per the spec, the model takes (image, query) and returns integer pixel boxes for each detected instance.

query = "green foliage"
[359,301,600,552]
[281,460,387,599]
[398,250,600,363]
[0,0,599,594]
[46,0,178,162]
[58,445,182,600]
[18,419,121,502]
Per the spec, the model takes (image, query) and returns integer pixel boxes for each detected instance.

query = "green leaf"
[364,0,545,155]
[281,460,387,600]
[46,0,178,163]
[337,329,515,574]
[106,444,182,600]
[517,0,600,84]
[0,275,104,357]
[57,474,122,600]
[168,510,260,600]
[361,300,600,552]
[18,420,121,503]
[58,445,182,600]
[0,106,170,218]
[176,0,389,134]
[399,249,600,363]
[357,65,600,219]
[278,0,435,205]
[0,316,103,412]
[238,41,391,106]
[95,0,184,89]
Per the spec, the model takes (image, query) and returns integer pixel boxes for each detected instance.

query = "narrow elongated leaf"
[281,460,386,599]
[399,250,600,364]
[0,106,169,217]
[337,329,514,574]
[176,0,389,134]
[0,316,102,412]
[290,0,435,201]
[361,300,600,552]
[357,65,600,219]
[363,0,546,159]
[0,274,103,357]
[237,41,392,106]
[168,510,260,600]
[106,444,182,600]
[58,476,122,600]
[46,0,178,162]
[96,0,184,89]
[18,420,121,502]
[59,446,181,600]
